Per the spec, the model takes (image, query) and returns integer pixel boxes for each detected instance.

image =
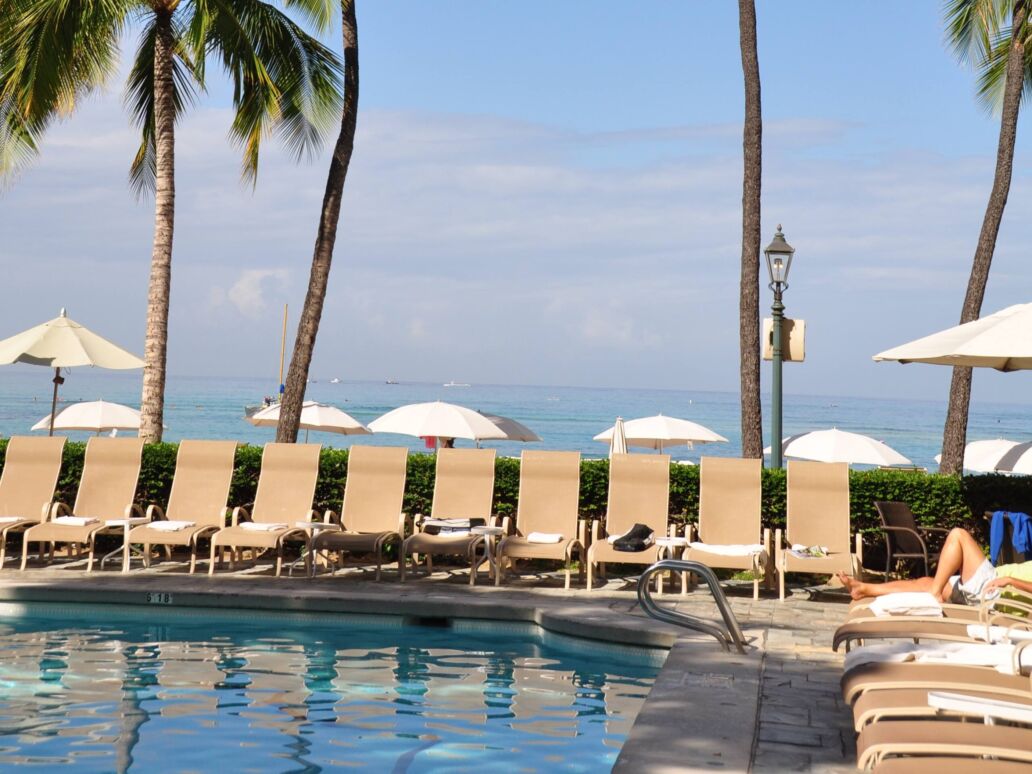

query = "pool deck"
[0,560,855,773]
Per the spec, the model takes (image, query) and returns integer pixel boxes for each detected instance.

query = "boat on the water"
[443,381,471,388]
[330,378,341,384]
[385,378,399,385]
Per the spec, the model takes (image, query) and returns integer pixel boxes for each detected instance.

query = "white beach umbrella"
[933,438,1023,473]
[609,416,628,459]
[247,401,370,441]
[764,428,911,466]
[873,302,1032,370]
[32,400,143,434]
[594,414,728,452]
[997,442,1032,475]
[368,401,507,444]
[478,412,542,442]
[0,309,144,436]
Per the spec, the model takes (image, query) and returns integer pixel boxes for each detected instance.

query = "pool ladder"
[637,560,747,654]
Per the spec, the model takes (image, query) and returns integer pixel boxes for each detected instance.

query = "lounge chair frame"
[0,436,66,565]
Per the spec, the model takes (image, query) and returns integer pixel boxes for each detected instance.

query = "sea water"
[0,368,1027,467]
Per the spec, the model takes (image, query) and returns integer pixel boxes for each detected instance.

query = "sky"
[3,0,1032,407]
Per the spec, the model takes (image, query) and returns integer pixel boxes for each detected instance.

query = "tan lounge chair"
[495,450,584,589]
[841,660,1032,705]
[312,445,408,580]
[126,440,238,573]
[208,443,321,577]
[0,436,66,565]
[400,448,496,585]
[20,437,144,572]
[851,684,1032,731]
[684,456,769,599]
[585,454,671,592]
[775,460,862,601]
[856,719,1032,770]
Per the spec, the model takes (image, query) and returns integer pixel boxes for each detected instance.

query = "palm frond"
[975,23,1032,110]
[198,0,342,184]
[945,0,1010,63]
[124,14,198,196]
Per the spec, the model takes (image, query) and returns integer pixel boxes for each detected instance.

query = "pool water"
[0,604,662,773]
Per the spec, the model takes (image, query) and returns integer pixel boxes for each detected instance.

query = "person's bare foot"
[835,571,866,600]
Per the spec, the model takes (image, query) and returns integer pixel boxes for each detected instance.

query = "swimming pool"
[0,603,663,772]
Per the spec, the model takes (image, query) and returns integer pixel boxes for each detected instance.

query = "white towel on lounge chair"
[788,543,829,559]
[239,522,288,532]
[0,516,25,524]
[689,542,765,557]
[527,532,563,543]
[868,592,944,618]
[148,520,196,532]
[53,516,98,527]
[966,624,1032,644]
[845,641,1028,675]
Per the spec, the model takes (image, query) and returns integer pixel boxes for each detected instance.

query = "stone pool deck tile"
[0,564,858,772]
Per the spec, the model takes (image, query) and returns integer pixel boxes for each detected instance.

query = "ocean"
[0,368,1027,468]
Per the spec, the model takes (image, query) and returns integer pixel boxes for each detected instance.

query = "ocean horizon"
[1,366,1028,468]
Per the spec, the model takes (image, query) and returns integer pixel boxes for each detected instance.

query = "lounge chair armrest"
[231,506,250,527]
[397,513,408,536]
[685,523,696,543]
[854,532,863,568]
[218,507,231,526]
[762,527,771,554]
[500,516,512,535]
[323,509,339,526]
[577,519,587,545]
[590,519,601,543]
[146,504,166,521]
[305,510,319,524]
[48,502,70,521]
[126,503,145,520]
[774,527,784,550]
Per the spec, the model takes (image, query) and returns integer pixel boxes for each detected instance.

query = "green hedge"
[0,440,1011,549]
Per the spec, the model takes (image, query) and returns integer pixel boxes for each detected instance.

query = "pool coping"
[0,573,761,772]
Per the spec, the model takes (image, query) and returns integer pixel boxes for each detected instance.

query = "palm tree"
[940,0,1029,474]
[276,0,357,443]
[738,0,763,459]
[0,0,342,442]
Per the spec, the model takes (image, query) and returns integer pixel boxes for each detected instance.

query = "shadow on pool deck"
[0,559,856,772]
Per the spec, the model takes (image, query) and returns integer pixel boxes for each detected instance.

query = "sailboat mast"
[278,304,288,396]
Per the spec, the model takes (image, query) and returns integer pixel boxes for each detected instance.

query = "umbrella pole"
[48,367,63,437]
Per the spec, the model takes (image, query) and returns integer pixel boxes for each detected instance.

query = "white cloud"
[225,269,289,318]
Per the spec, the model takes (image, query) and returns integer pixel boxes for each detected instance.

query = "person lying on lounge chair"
[836,527,1032,603]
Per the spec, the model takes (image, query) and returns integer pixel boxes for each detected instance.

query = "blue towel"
[989,510,1032,564]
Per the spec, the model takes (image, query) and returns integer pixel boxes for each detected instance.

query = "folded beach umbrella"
[368,401,507,445]
[608,416,628,459]
[0,309,144,436]
[765,428,911,466]
[933,438,1024,473]
[594,414,728,452]
[478,412,541,442]
[32,400,143,435]
[248,400,370,437]
[873,302,1032,371]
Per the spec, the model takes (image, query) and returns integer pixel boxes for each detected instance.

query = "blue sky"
[2,0,1032,407]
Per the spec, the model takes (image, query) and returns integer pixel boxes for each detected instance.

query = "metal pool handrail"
[637,560,747,654]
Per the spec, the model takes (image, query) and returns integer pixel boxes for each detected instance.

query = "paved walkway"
[0,559,856,772]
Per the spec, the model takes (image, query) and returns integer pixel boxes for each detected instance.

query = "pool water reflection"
[0,605,662,772]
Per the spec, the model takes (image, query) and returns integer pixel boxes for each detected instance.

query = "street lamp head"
[764,224,795,290]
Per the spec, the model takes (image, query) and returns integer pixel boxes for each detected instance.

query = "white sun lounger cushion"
[527,532,563,543]
[239,522,288,532]
[966,624,1032,644]
[53,516,98,527]
[928,691,1032,724]
[844,641,1029,675]
[689,542,765,557]
[149,520,196,532]
[868,592,944,618]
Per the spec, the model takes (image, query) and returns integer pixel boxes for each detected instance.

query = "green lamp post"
[765,225,795,469]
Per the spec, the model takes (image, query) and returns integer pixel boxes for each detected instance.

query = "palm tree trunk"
[138,9,176,443]
[738,0,763,459]
[940,0,1026,475]
[276,0,359,443]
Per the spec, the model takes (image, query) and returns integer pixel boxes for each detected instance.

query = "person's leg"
[836,528,987,601]
[836,572,935,600]
[928,527,988,601]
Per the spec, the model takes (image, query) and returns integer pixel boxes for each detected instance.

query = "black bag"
[612,523,654,552]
